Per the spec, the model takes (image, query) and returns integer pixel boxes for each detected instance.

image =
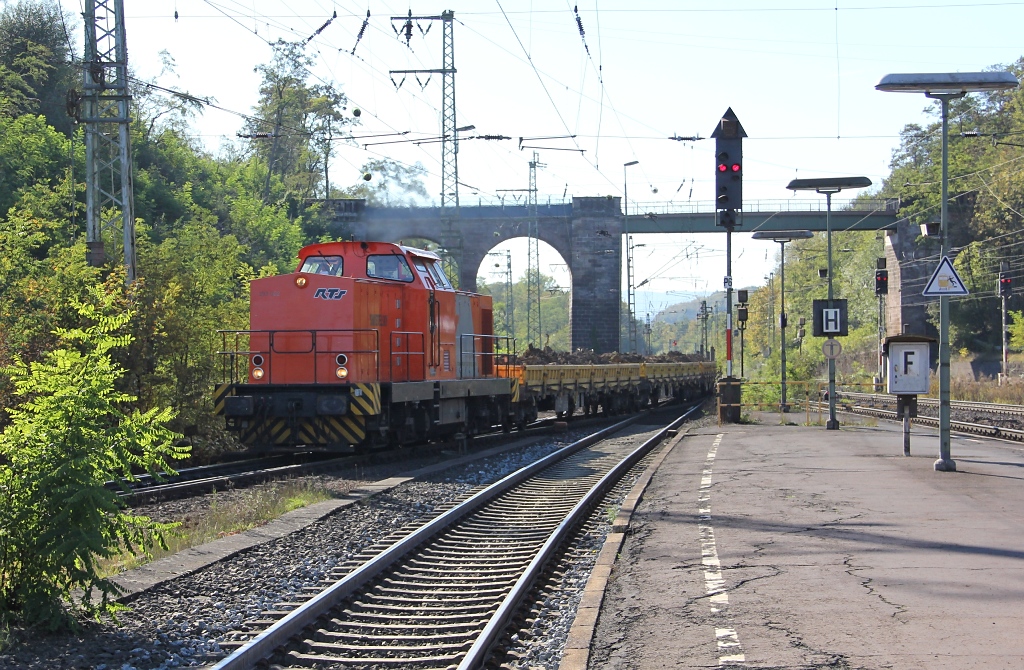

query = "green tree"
[0,0,78,136]
[246,40,351,203]
[0,286,187,629]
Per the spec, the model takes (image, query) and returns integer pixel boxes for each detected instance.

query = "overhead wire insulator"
[573,5,591,57]
[351,10,370,54]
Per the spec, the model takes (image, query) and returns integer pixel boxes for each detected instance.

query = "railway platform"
[580,418,1024,669]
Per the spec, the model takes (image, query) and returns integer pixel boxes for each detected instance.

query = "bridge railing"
[625,198,899,217]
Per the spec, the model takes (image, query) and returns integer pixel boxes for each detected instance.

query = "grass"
[97,479,333,578]
[944,376,1024,404]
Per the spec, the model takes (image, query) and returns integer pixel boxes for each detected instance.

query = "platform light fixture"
[753,230,813,414]
[787,176,872,430]
[877,70,1019,471]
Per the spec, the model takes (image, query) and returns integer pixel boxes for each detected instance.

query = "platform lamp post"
[753,230,813,412]
[876,71,1019,470]
[623,160,640,353]
[787,176,872,430]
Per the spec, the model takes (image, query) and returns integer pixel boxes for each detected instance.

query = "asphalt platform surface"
[587,416,1024,669]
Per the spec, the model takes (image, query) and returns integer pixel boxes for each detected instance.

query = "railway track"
[121,413,621,504]
[821,397,1024,442]
[839,392,1024,418]
[210,405,700,669]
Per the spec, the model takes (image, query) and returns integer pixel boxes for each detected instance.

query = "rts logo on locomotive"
[313,287,348,300]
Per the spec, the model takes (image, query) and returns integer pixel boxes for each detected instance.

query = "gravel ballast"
[0,428,608,670]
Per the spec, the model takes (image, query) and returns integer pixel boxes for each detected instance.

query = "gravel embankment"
[0,430,598,670]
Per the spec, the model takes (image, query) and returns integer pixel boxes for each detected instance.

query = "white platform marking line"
[700,434,746,666]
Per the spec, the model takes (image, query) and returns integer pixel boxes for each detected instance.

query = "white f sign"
[887,342,931,394]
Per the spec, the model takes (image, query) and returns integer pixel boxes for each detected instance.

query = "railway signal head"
[1000,272,1012,297]
[875,269,889,295]
[737,289,748,304]
[711,108,747,213]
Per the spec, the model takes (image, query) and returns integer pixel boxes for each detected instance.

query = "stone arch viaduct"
[322,196,903,354]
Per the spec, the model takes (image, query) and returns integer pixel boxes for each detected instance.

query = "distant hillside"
[655,288,755,324]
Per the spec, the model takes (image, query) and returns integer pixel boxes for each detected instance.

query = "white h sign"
[822,308,841,333]
[887,342,931,394]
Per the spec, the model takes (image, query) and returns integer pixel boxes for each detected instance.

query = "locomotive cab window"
[367,254,414,282]
[300,255,344,276]
[427,261,452,289]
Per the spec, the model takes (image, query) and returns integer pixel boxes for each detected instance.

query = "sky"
[64,0,1024,319]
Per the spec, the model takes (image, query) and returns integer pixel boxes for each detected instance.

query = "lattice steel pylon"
[82,0,136,283]
[389,9,463,286]
[526,151,545,347]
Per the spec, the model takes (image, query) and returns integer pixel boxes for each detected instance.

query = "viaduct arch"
[333,196,624,353]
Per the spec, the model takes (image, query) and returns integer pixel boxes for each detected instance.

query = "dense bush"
[0,288,188,629]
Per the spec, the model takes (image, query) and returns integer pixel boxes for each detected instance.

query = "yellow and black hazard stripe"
[269,419,292,445]
[510,377,520,403]
[240,415,367,448]
[350,383,382,416]
[212,383,235,415]
[326,416,366,445]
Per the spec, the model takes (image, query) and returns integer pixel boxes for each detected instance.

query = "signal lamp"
[335,354,349,366]
[335,367,349,379]
[295,276,308,288]
[252,367,265,380]
[252,354,264,367]
[731,163,741,172]
[1000,272,1012,297]
[717,163,727,172]
[875,269,889,296]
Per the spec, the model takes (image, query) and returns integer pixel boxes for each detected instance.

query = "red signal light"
[717,164,727,172]
[731,163,741,172]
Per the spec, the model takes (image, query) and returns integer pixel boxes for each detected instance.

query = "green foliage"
[0,287,188,629]
[127,219,250,438]
[0,113,70,216]
[247,39,352,202]
[339,158,429,206]
[0,1,78,136]
[478,269,571,351]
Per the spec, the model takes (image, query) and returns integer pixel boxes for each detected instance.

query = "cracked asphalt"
[587,419,1024,669]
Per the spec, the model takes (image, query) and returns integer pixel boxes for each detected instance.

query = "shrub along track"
[211,405,701,670]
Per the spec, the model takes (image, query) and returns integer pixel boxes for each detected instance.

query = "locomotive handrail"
[216,329,380,384]
[457,333,516,380]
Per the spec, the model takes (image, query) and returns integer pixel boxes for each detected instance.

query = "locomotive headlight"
[252,367,265,380]
[252,354,264,367]
[295,276,308,288]
[335,367,349,379]
[335,354,348,366]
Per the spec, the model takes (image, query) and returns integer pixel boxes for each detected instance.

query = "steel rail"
[210,409,664,670]
[818,401,1024,442]
[839,392,1024,417]
[120,416,568,503]
[457,403,701,670]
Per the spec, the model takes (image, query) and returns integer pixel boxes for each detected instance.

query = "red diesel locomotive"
[215,240,716,451]
[216,240,521,450]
